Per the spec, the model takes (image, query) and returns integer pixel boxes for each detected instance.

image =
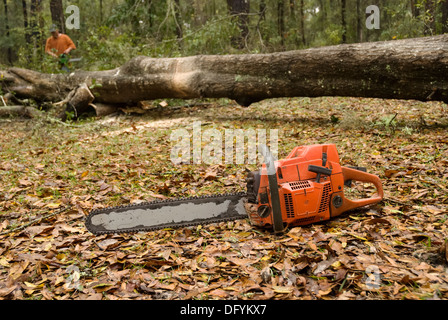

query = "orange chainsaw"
[86,144,383,235]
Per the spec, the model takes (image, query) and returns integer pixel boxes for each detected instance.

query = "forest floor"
[0,96,447,300]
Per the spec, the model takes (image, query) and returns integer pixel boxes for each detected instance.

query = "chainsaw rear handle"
[331,166,383,217]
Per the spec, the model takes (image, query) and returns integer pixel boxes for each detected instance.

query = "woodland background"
[1,0,448,72]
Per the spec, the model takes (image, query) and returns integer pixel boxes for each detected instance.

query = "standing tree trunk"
[341,0,347,43]
[356,0,363,42]
[1,35,448,114]
[30,0,43,50]
[289,0,295,19]
[277,0,285,48]
[227,0,250,49]
[22,0,30,43]
[410,0,420,18]
[424,0,435,35]
[259,0,266,21]
[99,0,103,24]
[441,0,448,33]
[173,0,183,46]
[299,0,305,46]
[50,0,65,34]
[2,0,13,64]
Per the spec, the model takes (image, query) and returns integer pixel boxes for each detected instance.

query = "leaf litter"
[0,97,447,300]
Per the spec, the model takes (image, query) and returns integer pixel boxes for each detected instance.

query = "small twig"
[0,205,72,236]
[43,115,82,127]
[0,95,6,107]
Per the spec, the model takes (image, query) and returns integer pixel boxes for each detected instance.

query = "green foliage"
[0,0,446,70]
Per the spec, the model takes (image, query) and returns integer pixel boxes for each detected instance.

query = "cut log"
[0,105,42,118]
[1,35,447,113]
[89,103,121,117]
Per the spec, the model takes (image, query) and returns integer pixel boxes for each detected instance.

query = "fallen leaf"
[24,225,53,237]
[314,258,336,275]
[364,218,391,225]
[147,191,167,200]
[97,239,119,250]
[0,285,18,297]
[272,286,292,294]
[421,205,445,214]
[384,169,400,178]
[209,288,229,298]
[86,293,103,300]
[18,179,33,186]
[46,202,62,209]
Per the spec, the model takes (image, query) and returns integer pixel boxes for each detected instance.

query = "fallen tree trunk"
[1,35,447,113]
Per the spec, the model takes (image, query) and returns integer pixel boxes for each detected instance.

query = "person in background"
[45,24,76,72]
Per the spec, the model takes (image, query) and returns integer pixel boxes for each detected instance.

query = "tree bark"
[227,0,250,49]
[424,0,435,36]
[1,35,447,114]
[356,0,362,43]
[30,0,43,50]
[50,0,65,34]
[341,0,347,43]
[22,0,31,43]
[299,0,305,46]
[442,0,448,34]
[278,0,285,48]
[2,0,13,65]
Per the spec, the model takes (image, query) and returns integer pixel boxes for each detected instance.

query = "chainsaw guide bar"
[85,192,248,235]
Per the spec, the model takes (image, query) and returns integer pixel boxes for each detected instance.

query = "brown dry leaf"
[24,225,53,237]
[329,239,343,254]
[96,239,119,250]
[421,205,446,214]
[18,179,33,187]
[313,258,336,275]
[86,293,103,300]
[58,223,84,234]
[272,286,293,294]
[147,191,167,200]
[203,166,219,181]
[363,218,391,226]
[209,288,229,298]
[8,261,30,280]
[154,282,177,291]
[159,249,172,261]
[0,285,18,297]
[46,202,62,209]
[384,169,400,178]
[226,256,260,266]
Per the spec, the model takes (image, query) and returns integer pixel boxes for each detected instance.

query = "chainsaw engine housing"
[248,144,383,229]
